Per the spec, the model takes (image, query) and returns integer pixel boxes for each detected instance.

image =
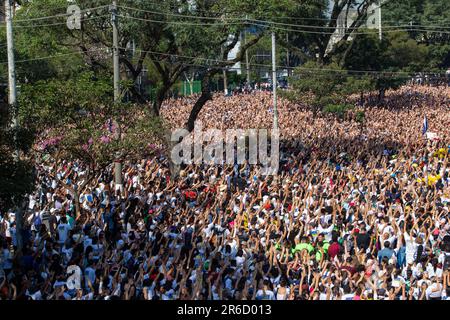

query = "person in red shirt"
[340,257,357,276]
[328,233,341,260]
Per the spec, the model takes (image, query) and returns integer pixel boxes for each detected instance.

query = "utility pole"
[378,0,382,41]
[221,47,228,95]
[6,0,17,161]
[244,15,250,84]
[223,69,228,95]
[111,0,123,190]
[286,33,290,77]
[112,1,120,101]
[5,0,22,252]
[271,32,278,130]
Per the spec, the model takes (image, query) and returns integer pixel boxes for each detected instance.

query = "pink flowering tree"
[19,72,164,217]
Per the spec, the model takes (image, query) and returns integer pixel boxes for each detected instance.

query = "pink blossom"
[38,136,63,150]
[100,135,111,144]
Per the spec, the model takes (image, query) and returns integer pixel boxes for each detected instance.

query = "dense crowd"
[1,85,450,300]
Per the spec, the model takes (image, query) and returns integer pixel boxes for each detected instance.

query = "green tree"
[3,1,261,177]
[0,113,34,212]
[286,61,374,114]
[0,99,35,253]
[18,72,163,217]
[381,0,450,70]
[341,30,429,100]
[276,0,386,64]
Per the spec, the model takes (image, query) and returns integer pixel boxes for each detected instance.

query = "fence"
[178,80,202,96]
[145,77,247,102]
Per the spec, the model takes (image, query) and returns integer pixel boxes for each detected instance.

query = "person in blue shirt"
[378,241,395,263]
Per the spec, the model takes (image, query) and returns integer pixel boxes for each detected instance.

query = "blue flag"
[422,115,428,135]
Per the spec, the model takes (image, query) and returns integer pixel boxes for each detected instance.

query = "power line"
[253,22,450,35]
[117,4,238,21]
[119,46,445,77]
[0,48,107,65]
[0,43,440,78]
[12,4,110,23]
[4,4,449,33]
[247,18,450,30]
[116,14,240,27]
[0,14,110,29]
[7,2,450,29]
[118,3,450,26]
[117,5,450,30]
[116,14,450,35]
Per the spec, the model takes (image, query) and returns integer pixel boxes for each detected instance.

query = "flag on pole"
[243,211,249,231]
[422,115,428,135]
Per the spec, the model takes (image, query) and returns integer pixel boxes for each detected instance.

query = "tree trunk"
[114,161,122,191]
[15,205,23,254]
[129,86,146,104]
[74,189,81,219]
[378,88,385,104]
[186,73,214,132]
[164,72,217,177]
[152,95,162,117]
[152,85,171,117]
[223,70,228,95]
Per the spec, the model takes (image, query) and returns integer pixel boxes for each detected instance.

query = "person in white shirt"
[318,222,334,242]
[427,277,443,300]
[275,279,290,300]
[57,216,71,245]
[404,231,418,265]
[255,280,275,300]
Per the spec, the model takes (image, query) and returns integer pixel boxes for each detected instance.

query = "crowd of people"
[230,80,289,96]
[1,85,450,300]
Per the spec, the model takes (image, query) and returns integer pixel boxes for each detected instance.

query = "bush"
[355,110,365,123]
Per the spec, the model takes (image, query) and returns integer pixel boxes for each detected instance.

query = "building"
[326,2,382,54]
[366,2,381,29]
[227,38,242,76]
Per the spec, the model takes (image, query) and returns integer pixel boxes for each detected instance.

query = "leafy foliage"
[19,71,164,171]
[0,106,35,211]
[286,61,374,112]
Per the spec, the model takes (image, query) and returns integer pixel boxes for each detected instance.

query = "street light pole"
[112,0,120,102]
[271,32,278,130]
[378,0,382,41]
[6,0,17,160]
[112,0,123,190]
[286,33,290,77]
[5,0,23,253]
[223,69,228,95]
[221,47,228,95]
[245,15,250,84]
